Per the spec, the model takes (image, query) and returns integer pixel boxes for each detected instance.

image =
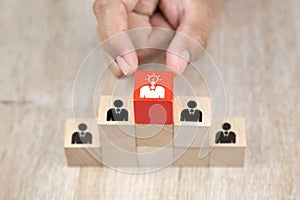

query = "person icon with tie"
[106,99,129,121]
[71,123,93,144]
[215,122,236,143]
[180,100,202,122]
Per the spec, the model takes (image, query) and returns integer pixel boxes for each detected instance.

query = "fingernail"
[181,50,190,62]
[176,50,189,74]
[126,65,138,75]
[116,56,130,75]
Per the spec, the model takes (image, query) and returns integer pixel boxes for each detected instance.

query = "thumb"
[166,0,224,74]
[166,26,208,74]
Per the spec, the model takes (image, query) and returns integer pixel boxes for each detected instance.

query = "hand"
[93,0,224,76]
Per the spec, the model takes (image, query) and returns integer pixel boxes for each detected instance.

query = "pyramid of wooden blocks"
[64,70,247,168]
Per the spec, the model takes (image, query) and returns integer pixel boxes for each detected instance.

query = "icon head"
[187,100,197,109]
[114,99,123,108]
[222,122,231,131]
[78,123,87,131]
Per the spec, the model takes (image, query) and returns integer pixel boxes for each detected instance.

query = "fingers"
[134,0,159,16]
[93,0,138,75]
[163,0,224,74]
[93,0,141,39]
[150,12,173,29]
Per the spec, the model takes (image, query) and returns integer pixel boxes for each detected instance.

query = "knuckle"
[180,26,209,48]
[93,0,110,14]
[194,29,208,48]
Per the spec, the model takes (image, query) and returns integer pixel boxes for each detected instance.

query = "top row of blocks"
[106,70,211,125]
[98,95,211,127]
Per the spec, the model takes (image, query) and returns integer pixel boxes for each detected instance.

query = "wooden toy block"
[173,96,211,147]
[173,148,210,167]
[64,118,102,166]
[135,124,173,147]
[137,146,173,167]
[98,95,136,149]
[133,70,174,124]
[208,118,246,167]
[101,145,138,167]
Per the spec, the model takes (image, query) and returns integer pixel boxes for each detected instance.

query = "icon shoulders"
[181,109,189,113]
[229,131,236,135]
[72,131,79,135]
[86,132,92,136]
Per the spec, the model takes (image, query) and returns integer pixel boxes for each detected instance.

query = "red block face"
[133,70,174,124]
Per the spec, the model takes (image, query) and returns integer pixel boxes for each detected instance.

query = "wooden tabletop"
[1,0,299,199]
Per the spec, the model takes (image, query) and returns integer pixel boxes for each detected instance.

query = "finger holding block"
[64,119,102,167]
[173,96,211,148]
[209,118,246,167]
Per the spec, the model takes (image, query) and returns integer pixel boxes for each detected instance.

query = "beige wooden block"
[136,124,173,147]
[173,96,211,147]
[64,118,102,166]
[99,125,135,150]
[98,95,136,149]
[101,146,138,167]
[173,148,209,167]
[209,118,246,167]
[98,95,135,125]
[137,146,173,167]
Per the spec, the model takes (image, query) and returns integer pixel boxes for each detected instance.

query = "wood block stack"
[64,70,246,167]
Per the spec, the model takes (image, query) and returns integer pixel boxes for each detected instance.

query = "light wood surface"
[1,0,300,199]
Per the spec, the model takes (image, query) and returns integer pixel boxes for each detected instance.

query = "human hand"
[93,0,224,76]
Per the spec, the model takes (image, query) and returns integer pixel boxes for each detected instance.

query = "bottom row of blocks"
[64,118,246,167]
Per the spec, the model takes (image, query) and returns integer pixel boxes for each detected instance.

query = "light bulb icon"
[146,73,162,89]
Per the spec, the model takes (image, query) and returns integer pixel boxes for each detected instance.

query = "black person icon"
[180,100,202,122]
[215,122,236,143]
[106,99,129,121]
[71,123,92,144]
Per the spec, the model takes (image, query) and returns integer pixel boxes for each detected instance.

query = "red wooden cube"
[133,70,174,124]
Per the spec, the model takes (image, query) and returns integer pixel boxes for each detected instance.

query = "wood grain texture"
[136,124,173,147]
[0,0,299,199]
[173,148,209,167]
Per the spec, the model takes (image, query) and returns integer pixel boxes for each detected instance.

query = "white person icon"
[139,73,165,99]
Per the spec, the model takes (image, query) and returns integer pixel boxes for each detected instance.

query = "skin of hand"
[93,0,224,76]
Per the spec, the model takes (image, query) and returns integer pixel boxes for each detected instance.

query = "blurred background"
[0,0,299,199]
